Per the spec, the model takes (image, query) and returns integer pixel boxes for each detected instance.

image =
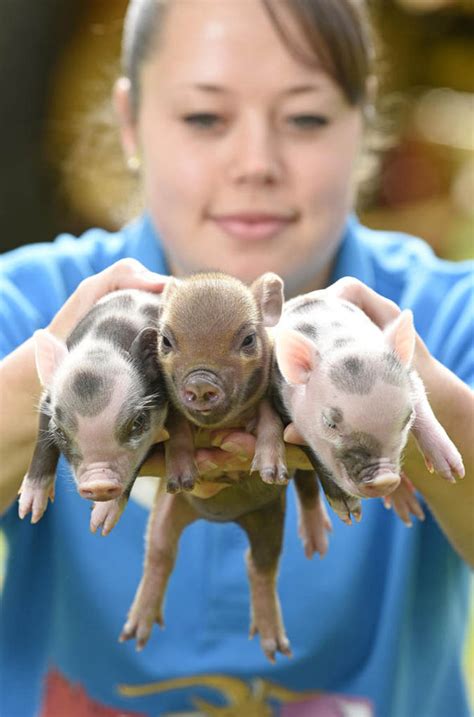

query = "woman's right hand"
[47,258,169,341]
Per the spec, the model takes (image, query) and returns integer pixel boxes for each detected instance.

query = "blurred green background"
[0,0,472,707]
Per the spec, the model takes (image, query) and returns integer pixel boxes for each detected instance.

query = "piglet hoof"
[383,474,425,527]
[251,456,288,486]
[166,457,199,494]
[119,604,163,652]
[18,476,55,523]
[298,500,333,558]
[90,496,127,536]
[166,472,197,494]
[329,495,362,525]
[421,437,465,483]
[250,623,292,663]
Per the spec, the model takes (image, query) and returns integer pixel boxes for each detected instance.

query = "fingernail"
[198,460,218,472]
[221,441,243,454]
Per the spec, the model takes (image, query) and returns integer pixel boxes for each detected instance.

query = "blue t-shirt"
[0,215,472,717]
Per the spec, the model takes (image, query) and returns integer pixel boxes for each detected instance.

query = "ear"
[113,77,139,163]
[275,328,319,385]
[131,327,161,383]
[160,277,181,305]
[33,330,69,388]
[251,272,284,327]
[384,310,415,367]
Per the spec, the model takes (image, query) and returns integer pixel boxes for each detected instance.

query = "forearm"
[410,340,474,565]
[0,338,42,513]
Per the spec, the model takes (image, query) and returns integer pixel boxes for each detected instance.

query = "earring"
[127,154,141,172]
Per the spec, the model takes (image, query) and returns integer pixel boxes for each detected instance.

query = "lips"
[210,212,296,241]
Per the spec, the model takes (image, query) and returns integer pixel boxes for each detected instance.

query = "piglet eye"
[129,412,148,438]
[322,414,337,431]
[241,333,256,350]
[56,427,66,443]
[161,334,174,352]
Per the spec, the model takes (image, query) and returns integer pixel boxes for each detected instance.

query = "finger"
[195,447,252,473]
[285,445,313,471]
[139,446,166,477]
[327,277,400,329]
[190,481,231,499]
[210,430,256,457]
[48,259,169,340]
[152,427,170,443]
[283,424,306,445]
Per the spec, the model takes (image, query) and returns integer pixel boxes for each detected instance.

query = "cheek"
[296,116,363,205]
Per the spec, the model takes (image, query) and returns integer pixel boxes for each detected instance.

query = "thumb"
[283,423,306,445]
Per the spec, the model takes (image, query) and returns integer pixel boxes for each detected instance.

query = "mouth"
[209,212,297,241]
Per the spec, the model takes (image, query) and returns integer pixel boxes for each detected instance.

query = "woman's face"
[117,0,364,294]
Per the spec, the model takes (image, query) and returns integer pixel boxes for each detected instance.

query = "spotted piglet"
[274,290,464,527]
[19,290,168,535]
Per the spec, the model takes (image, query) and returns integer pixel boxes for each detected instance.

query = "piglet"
[19,290,168,535]
[121,272,307,662]
[274,290,465,525]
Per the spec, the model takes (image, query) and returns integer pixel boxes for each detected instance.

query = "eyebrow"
[179,82,326,97]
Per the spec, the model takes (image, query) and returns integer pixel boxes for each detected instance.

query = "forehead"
[164,278,259,331]
[140,0,344,103]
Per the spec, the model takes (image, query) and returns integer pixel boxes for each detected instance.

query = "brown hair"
[122,0,378,117]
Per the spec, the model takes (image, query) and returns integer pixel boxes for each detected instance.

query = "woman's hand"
[140,428,312,499]
[47,258,169,341]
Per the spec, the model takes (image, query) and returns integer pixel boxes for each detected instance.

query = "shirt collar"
[124,213,374,289]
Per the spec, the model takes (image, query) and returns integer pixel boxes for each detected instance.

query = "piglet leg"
[237,493,291,662]
[303,446,362,525]
[90,495,129,536]
[120,486,198,650]
[250,397,288,485]
[293,469,332,558]
[410,373,464,482]
[19,404,59,523]
[164,407,199,493]
[383,473,425,527]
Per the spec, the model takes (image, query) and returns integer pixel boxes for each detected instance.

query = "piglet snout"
[361,472,400,498]
[78,470,123,501]
[181,370,225,412]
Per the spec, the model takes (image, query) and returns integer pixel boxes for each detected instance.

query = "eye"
[161,333,174,352]
[287,114,329,130]
[182,113,223,130]
[129,412,148,438]
[240,333,257,351]
[322,414,338,431]
[52,423,68,446]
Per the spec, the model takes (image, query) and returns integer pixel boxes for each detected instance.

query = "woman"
[0,1,472,715]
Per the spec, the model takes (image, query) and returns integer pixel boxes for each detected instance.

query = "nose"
[78,479,122,501]
[228,118,283,186]
[361,473,400,498]
[181,372,224,411]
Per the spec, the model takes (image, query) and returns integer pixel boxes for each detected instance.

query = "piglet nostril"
[183,389,198,404]
[202,390,220,404]
[181,376,224,410]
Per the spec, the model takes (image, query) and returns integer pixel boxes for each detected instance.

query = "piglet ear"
[251,272,284,327]
[161,278,181,304]
[131,327,161,383]
[275,328,319,385]
[33,329,69,388]
[384,310,415,367]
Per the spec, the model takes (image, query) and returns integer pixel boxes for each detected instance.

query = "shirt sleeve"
[423,270,474,388]
[0,228,129,360]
